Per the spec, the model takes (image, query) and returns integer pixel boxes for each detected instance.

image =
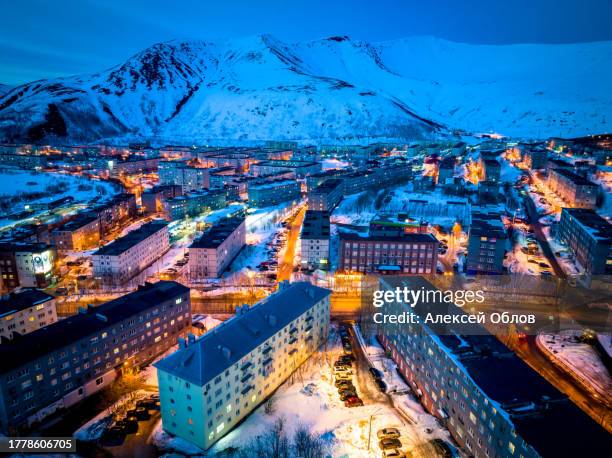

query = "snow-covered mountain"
[0,35,610,144]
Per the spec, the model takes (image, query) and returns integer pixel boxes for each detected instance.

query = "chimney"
[187,333,196,344]
[78,306,88,314]
[178,337,187,349]
[220,346,231,360]
[267,314,277,326]
[95,313,107,322]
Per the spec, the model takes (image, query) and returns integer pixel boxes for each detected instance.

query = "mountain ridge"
[0,34,610,144]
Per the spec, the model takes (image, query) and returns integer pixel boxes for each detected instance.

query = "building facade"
[0,243,57,291]
[0,290,57,340]
[547,168,599,209]
[300,210,330,270]
[155,281,331,450]
[466,212,508,274]
[189,216,246,279]
[247,179,301,208]
[163,188,229,221]
[339,233,438,274]
[51,214,101,252]
[307,179,344,212]
[92,221,169,286]
[0,281,190,434]
[557,208,611,275]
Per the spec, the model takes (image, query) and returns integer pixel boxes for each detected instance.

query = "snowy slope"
[0,35,610,144]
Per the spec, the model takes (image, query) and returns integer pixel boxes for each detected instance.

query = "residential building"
[0,281,190,434]
[547,168,599,209]
[189,216,246,279]
[90,194,137,236]
[141,185,183,214]
[247,179,301,208]
[163,188,229,221]
[109,156,160,176]
[158,161,210,192]
[0,243,57,291]
[155,281,331,450]
[557,208,612,275]
[523,148,547,170]
[51,214,101,252]
[466,212,508,274]
[0,290,57,340]
[250,160,321,178]
[479,158,501,183]
[92,221,169,286]
[374,276,611,458]
[300,211,330,270]
[307,179,344,212]
[436,157,456,185]
[339,233,438,274]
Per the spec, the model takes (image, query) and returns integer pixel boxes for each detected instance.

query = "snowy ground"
[150,326,455,457]
[537,330,612,402]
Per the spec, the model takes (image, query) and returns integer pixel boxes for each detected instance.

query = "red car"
[344,396,363,407]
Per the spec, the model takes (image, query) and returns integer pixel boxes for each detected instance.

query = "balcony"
[241,373,253,384]
[288,348,298,356]
[262,346,273,355]
[241,385,254,395]
[240,361,252,371]
[288,337,298,345]
[289,327,298,335]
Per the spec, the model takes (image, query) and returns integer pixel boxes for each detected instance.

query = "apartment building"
[51,214,101,252]
[547,168,599,209]
[158,161,210,192]
[523,148,547,170]
[250,159,321,178]
[557,208,612,275]
[466,212,508,274]
[339,233,438,274]
[300,210,330,270]
[141,185,183,214]
[479,158,501,183]
[307,179,344,211]
[92,221,169,286]
[155,281,331,450]
[247,179,301,208]
[0,289,57,340]
[163,188,229,221]
[0,243,57,292]
[189,216,246,279]
[90,193,137,236]
[436,156,456,185]
[109,156,160,176]
[0,281,190,434]
[373,276,610,458]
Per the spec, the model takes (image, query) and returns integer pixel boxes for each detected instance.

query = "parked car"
[375,379,387,393]
[335,377,352,387]
[339,390,358,401]
[134,406,150,420]
[336,381,354,390]
[344,396,364,407]
[116,418,138,434]
[428,438,458,457]
[377,428,401,440]
[101,426,126,446]
[381,449,405,458]
[379,438,402,450]
[369,367,384,379]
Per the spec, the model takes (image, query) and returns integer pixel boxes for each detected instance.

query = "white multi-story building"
[300,210,330,270]
[92,220,169,286]
[155,281,331,450]
[188,216,246,279]
[159,160,210,193]
[0,289,57,340]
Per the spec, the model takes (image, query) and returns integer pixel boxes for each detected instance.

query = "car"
[375,379,387,393]
[369,367,384,379]
[379,438,402,450]
[335,377,352,387]
[334,368,353,377]
[381,449,405,458]
[539,262,550,268]
[336,382,354,391]
[134,406,150,420]
[339,390,358,401]
[334,364,352,371]
[344,396,364,407]
[428,438,458,458]
[116,418,138,434]
[377,428,401,440]
[338,354,355,362]
[335,373,351,381]
[55,287,68,295]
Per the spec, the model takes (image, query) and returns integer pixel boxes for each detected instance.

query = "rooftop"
[0,281,189,374]
[0,289,55,319]
[562,208,612,243]
[551,168,598,187]
[340,232,438,244]
[190,215,245,249]
[93,220,167,256]
[154,282,331,386]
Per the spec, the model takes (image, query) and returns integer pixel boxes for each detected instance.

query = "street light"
[367,407,383,451]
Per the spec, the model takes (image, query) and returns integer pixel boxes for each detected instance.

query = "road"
[523,195,566,278]
[276,205,306,282]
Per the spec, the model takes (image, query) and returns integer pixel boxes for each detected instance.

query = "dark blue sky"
[1,0,611,85]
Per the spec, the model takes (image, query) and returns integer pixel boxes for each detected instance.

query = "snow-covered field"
[537,330,612,402]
